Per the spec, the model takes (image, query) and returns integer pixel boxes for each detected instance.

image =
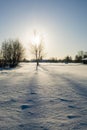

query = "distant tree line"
[0,39,24,68]
[22,51,87,64]
[43,51,87,63]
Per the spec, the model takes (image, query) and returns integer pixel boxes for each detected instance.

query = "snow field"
[0,63,87,130]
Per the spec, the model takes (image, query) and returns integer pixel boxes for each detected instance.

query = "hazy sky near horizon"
[0,0,87,59]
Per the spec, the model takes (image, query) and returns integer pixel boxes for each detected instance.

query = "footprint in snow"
[80,123,87,126]
[60,98,72,102]
[30,92,36,95]
[28,112,34,115]
[68,105,77,109]
[27,99,35,103]
[21,105,33,110]
[67,115,80,119]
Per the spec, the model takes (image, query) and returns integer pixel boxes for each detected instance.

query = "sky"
[0,0,87,59]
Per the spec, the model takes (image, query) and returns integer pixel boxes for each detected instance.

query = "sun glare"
[32,35,41,45]
[30,30,48,47]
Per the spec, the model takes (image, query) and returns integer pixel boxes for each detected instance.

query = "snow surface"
[0,63,87,130]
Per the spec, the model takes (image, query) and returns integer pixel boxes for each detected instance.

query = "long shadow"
[60,75,87,98]
[39,64,87,98]
[19,70,50,130]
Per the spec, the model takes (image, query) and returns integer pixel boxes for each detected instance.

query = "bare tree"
[0,49,3,67]
[1,39,24,67]
[84,52,87,58]
[78,51,84,58]
[30,31,46,68]
[30,42,45,67]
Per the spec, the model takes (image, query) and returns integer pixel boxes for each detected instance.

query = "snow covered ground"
[0,63,87,130]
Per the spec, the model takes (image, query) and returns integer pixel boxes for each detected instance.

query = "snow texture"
[0,63,87,130]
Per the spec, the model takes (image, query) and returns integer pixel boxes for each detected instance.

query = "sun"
[29,30,41,46]
[29,30,48,47]
[32,34,41,45]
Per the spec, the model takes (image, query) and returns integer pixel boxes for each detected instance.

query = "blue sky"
[0,0,87,59]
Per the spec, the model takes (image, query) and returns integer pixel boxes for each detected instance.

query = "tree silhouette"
[64,56,72,63]
[30,31,45,68]
[75,51,86,63]
[1,39,24,67]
